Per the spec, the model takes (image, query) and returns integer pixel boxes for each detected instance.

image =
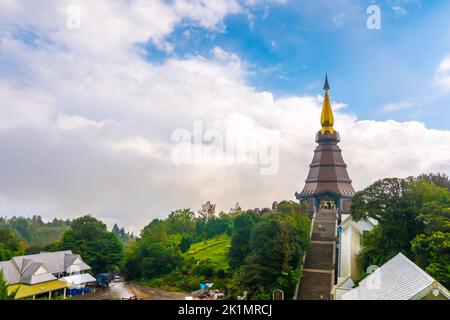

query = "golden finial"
[320,73,334,134]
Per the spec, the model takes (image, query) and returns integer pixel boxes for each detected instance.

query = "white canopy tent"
[60,273,96,289]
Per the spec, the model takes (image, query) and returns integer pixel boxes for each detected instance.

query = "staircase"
[296,210,337,300]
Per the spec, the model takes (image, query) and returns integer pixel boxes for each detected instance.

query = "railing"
[293,210,316,300]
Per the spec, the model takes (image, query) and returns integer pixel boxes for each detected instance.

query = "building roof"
[20,262,57,285]
[342,253,450,300]
[61,273,96,286]
[7,280,69,299]
[0,250,91,286]
[340,214,377,233]
[0,261,21,284]
[297,132,355,198]
[12,251,72,275]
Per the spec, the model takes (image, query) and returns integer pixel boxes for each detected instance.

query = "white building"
[0,250,96,299]
[331,214,377,299]
[337,214,377,281]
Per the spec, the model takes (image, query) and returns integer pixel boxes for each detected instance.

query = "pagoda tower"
[296,75,355,214]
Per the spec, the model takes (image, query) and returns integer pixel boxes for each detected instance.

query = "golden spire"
[320,74,334,134]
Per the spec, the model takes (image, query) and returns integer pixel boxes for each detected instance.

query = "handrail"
[293,210,316,300]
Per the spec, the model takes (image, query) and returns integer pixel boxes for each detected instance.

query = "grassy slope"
[182,234,231,271]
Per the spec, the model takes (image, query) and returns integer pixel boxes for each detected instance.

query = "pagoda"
[296,75,355,214]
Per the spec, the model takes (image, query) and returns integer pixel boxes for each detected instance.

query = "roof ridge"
[394,253,434,283]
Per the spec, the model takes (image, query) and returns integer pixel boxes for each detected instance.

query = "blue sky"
[146,0,450,130]
[0,0,449,229]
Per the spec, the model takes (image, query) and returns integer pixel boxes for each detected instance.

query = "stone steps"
[315,210,337,222]
[304,242,334,270]
[297,270,333,300]
[311,221,336,242]
[296,210,337,300]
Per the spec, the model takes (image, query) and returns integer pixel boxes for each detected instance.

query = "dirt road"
[129,284,189,300]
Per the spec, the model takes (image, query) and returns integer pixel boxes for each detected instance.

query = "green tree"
[140,243,179,279]
[179,235,193,253]
[239,216,285,293]
[59,215,124,273]
[0,270,16,300]
[197,201,216,222]
[418,173,450,191]
[166,209,196,235]
[412,232,450,288]
[0,226,24,261]
[228,210,260,270]
[112,223,120,235]
[122,218,180,280]
[231,202,310,299]
[351,178,425,267]
[353,176,450,288]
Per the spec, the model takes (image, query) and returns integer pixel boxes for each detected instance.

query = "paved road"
[71,282,189,300]
[71,281,135,300]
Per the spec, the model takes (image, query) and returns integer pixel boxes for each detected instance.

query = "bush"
[180,235,193,253]
[194,260,215,278]
[216,269,226,279]
[187,276,203,291]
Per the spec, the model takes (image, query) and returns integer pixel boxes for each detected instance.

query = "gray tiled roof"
[12,250,73,275]
[20,262,57,285]
[0,261,21,285]
[342,253,450,300]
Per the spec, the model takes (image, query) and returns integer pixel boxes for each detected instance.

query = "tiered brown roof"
[299,130,355,197]
[298,75,355,198]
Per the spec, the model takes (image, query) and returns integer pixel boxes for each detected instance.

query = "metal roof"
[0,261,21,285]
[12,250,73,275]
[20,262,57,285]
[1,250,91,285]
[7,280,69,299]
[342,253,450,300]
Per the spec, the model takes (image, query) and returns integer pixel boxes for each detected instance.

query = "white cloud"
[392,6,408,15]
[0,1,449,232]
[332,12,345,27]
[105,136,167,159]
[0,83,53,130]
[381,100,418,112]
[435,56,450,90]
[57,115,114,130]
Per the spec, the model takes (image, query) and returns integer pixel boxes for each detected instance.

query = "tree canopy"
[229,201,310,299]
[0,225,24,261]
[58,215,124,274]
[351,175,450,288]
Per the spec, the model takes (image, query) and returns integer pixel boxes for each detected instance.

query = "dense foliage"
[122,201,310,299]
[0,270,16,300]
[112,223,135,244]
[57,215,124,274]
[228,201,310,299]
[351,174,450,288]
[0,216,70,254]
[122,204,232,284]
[0,225,24,261]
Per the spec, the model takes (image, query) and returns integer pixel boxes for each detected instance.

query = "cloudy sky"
[0,0,449,233]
